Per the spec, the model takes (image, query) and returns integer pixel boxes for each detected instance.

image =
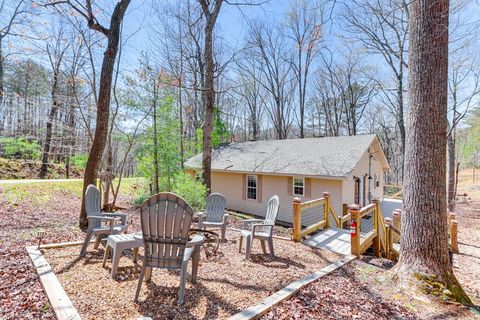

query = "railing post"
[292,197,302,242]
[393,209,401,243]
[323,192,330,228]
[342,203,348,229]
[450,213,458,253]
[349,204,361,258]
[372,198,381,257]
[384,217,393,260]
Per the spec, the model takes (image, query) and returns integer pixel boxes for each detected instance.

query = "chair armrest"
[103,212,127,224]
[183,247,194,263]
[252,223,274,237]
[197,212,205,220]
[222,213,229,224]
[88,216,115,231]
[243,218,263,229]
[88,215,115,222]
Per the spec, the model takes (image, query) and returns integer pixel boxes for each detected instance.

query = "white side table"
[102,233,143,278]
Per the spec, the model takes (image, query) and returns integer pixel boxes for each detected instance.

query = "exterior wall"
[211,171,343,226]
[348,141,386,205]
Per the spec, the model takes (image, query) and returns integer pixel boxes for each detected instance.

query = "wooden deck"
[303,227,372,256]
[303,199,403,256]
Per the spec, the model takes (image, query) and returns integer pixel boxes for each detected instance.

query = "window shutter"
[257,175,262,203]
[287,177,293,195]
[242,174,246,200]
[305,178,311,198]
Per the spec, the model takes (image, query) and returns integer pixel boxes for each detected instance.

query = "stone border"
[26,245,81,320]
[228,255,356,320]
[27,241,354,320]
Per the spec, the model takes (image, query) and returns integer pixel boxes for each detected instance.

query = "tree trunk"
[202,22,215,192]
[200,0,223,193]
[394,0,470,304]
[0,37,4,114]
[397,67,406,183]
[79,0,131,229]
[152,80,160,194]
[39,56,63,179]
[447,132,456,212]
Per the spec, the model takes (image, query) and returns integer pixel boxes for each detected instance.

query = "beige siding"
[349,141,386,203]
[211,171,343,226]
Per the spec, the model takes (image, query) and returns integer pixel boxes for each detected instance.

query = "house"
[184,134,390,226]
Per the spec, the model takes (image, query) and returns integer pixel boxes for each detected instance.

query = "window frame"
[293,177,305,196]
[246,174,258,200]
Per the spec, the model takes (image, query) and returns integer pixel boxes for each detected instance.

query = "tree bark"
[200,0,223,193]
[447,132,456,212]
[0,37,4,113]
[152,78,160,194]
[79,0,131,229]
[394,0,470,304]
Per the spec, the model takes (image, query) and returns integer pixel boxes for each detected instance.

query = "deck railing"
[292,192,349,242]
[349,199,383,258]
[382,209,458,261]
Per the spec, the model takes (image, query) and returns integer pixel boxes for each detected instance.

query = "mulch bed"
[42,229,340,320]
[262,201,480,320]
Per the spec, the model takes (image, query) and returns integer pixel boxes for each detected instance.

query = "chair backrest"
[140,192,194,269]
[260,195,280,235]
[85,185,102,228]
[205,193,226,223]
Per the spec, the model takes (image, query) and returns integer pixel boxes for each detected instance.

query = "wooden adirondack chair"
[197,193,229,240]
[80,185,128,256]
[239,195,280,260]
[134,193,198,305]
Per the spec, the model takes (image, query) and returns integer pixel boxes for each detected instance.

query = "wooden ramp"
[304,227,352,255]
[304,227,373,256]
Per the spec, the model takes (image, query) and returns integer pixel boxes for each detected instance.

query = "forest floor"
[0,158,84,179]
[0,177,479,319]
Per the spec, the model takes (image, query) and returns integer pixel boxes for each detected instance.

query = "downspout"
[368,149,372,203]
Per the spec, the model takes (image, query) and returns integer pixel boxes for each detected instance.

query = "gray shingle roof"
[185,134,384,178]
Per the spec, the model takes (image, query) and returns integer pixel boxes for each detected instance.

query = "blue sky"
[119,0,296,70]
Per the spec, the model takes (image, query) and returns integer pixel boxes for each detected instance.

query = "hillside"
[0,158,84,179]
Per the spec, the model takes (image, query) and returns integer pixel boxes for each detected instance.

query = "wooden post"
[349,204,361,258]
[323,192,330,228]
[393,209,401,243]
[450,213,458,253]
[384,217,393,260]
[342,203,348,229]
[292,197,302,242]
[372,198,381,257]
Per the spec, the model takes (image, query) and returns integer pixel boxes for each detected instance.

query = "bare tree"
[46,0,131,229]
[344,0,409,181]
[247,20,296,140]
[39,26,69,179]
[447,56,480,211]
[0,0,27,119]
[395,0,471,304]
[285,0,326,138]
[233,57,266,140]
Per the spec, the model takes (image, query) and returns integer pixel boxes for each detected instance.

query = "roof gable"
[185,134,389,178]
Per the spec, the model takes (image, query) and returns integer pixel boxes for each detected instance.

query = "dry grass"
[456,168,480,200]
[42,229,340,320]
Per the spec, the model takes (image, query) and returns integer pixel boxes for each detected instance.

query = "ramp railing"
[292,192,349,242]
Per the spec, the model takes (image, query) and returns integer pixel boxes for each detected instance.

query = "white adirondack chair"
[134,193,198,305]
[197,193,229,241]
[80,185,128,256]
[239,195,280,260]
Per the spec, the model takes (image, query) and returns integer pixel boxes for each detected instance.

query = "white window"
[293,177,304,196]
[246,175,257,200]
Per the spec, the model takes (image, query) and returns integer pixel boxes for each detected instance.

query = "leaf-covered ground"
[263,201,480,320]
[0,180,479,319]
[0,179,143,319]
